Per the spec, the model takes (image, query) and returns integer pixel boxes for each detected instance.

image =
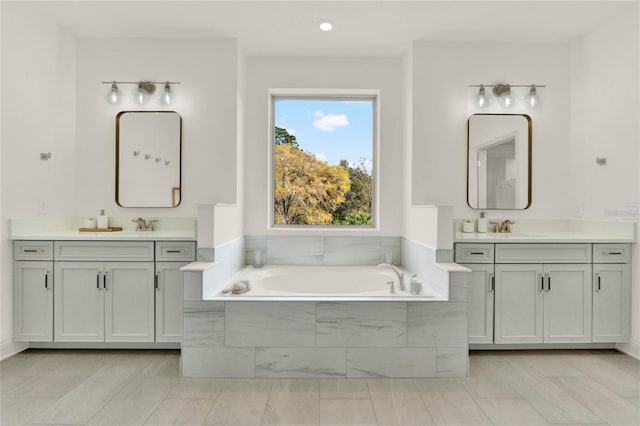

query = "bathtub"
[211,265,439,301]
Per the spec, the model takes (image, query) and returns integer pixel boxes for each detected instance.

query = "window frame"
[267,88,380,231]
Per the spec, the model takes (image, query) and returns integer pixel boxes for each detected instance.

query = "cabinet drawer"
[54,241,154,261]
[495,244,591,263]
[593,244,631,263]
[155,241,196,261]
[455,244,494,263]
[14,241,53,261]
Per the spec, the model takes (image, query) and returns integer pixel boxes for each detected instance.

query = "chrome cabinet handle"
[488,273,495,293]
[155,272,160,290]
[103,272,107,290]
[465,251,485,255]
[603,251,623,256]
[44,271,50,289]
[595,273,601,291]
[97,273,100,289]
[24,248,44,253]
[166,250,185,254]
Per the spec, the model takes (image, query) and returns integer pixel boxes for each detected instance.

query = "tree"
[274,144,350,225]
[274,126,299,148]
[333,159,373,225]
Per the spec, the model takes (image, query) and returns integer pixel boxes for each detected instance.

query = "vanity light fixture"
[161,81,175,105]
[476,84,489,108]
[102,80,181,105]
[107,81,120,105]
[470,83,546,109]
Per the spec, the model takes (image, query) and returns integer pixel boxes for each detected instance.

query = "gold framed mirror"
[116,111,182,208]
[467,113,531,210]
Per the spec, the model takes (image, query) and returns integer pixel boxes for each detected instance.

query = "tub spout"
[377,263,406,291]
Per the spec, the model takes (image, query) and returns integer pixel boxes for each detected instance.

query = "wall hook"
[40,152,52,160]
[155,157,161,163]
[133,150,140,156]
[595,157,607,166]
[144,154,151,160]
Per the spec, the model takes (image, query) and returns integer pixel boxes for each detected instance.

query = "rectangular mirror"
[116,111,182,208]
[467,114,531,210]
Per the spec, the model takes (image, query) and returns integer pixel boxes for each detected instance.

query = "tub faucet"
[377,263,406,291]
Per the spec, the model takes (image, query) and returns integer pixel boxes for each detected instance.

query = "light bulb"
[500,87,513,108]
[106,81,120,105]
[528,85,539,108]
[476,85,489,108]
[136,83,147,105]
[134,81,156,105]
[161,82,175,105]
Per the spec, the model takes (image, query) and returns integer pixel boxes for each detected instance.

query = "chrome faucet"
[377,263,406,291]
[499,219,515,233]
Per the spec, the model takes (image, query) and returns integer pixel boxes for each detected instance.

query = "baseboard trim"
[470,342,616,351]
[616,338,640,360]
[28,342,181,350]
[1,339,28,361]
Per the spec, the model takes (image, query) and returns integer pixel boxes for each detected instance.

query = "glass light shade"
[135,86,147,105]
[476,85,489,108]
[161,82,175,105]
[500,90,514,108]
[106,82,120,105]
[528,85,540,108]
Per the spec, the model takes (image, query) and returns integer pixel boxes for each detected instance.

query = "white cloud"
[315,153,327,163]
[314,110,324,117]
[313,113,349,131]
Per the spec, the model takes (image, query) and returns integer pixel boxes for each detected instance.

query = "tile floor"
[0,349,638,425]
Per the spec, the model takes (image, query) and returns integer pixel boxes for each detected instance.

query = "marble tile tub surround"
[181,299,469,378]
[244,235,401,266]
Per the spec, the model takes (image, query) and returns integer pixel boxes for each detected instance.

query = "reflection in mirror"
[467,114,531,210]
[116,111,182,208]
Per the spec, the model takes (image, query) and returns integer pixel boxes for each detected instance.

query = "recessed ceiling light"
[319,20,333,32]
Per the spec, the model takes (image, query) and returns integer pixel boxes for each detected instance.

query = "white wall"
[243,56,404,236]
[0,5,76,357]
[569,9,639,357]
[411,42,572,219]
[75,38,239,218]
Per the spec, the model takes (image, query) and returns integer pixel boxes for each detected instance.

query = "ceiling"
[4,1,636,56]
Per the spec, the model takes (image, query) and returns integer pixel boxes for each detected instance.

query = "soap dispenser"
[97,209,109,229]
[477,212,488,233]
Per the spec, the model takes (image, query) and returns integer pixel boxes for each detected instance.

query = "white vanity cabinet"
[456,241,630,347]
[154,241,195,342]
[54,242,155,342]
[456,244,495,344]
[495,244,592,344]
[13,242,54,341]
[494,263,592,344]
[592,244,631,342]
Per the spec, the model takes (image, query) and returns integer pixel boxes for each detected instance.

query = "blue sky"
[274,99,373,173]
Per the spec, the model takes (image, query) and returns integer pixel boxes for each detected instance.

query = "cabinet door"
[593,264,631,342]
[155,262,189,342]
[495,264,544,343]
[104,262,154,342]
[54,262,104,342]
[543,264,592,343]
[14,261,53,341]
[463,264,494,344]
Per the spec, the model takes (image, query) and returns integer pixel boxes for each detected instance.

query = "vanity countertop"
[454,231,635,243]
[8,217,196,241]
[9,229,196,241]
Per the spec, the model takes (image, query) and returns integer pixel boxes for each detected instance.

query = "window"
[270,91,378,228]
